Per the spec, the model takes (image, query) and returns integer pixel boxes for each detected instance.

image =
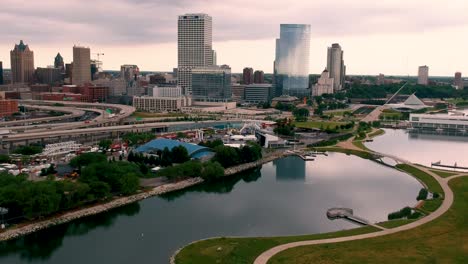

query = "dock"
[326,208,369,226]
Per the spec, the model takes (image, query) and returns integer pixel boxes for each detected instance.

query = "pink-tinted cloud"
[1,0,467,45]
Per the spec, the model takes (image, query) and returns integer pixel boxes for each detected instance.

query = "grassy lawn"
[368,129,385,138]
[323,110,352,117]
[395,164,444,194]
[314,147,376,160]
[174,226,379,264]
[353,106,375,115]
[174,150,463,264]
[395,164,444,213]
[429,169,459,178]
[352,140,370,151]
[377,219,416,229]
[294,121,346,130]
[269,177,468,264]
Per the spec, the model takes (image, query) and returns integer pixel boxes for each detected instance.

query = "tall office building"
[243,67,254,84]
[72,46,91,85]
[254,70,265,84]
[454,72,463,90]
[327,43,345,92]
[10,40,35,84]
[191,66,231,102]
[178,13,215,95]
[120,64,140,96]
[274,24,311,97]
[54,53,64,71]
[418,66,429,85]
[0,61,3,85]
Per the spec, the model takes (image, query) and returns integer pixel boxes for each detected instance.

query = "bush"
[388,206,413,220]
[416,188,428,201]
[13,145,43,155]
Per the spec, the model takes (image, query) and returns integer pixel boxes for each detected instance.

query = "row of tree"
[212,143,262,168]
[346,83,468,100]
[0,153,144,220]
[157,161,224,181]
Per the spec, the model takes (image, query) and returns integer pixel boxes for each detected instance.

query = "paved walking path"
[253,149,465,264]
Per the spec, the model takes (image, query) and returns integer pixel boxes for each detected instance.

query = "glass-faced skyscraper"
[274,24,311,97]
[178,13,215,95]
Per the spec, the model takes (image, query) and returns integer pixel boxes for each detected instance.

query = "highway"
[2,100,136,132]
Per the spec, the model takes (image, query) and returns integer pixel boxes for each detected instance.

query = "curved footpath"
[253,158,465,264]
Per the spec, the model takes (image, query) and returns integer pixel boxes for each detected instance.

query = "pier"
[326,208,370,226]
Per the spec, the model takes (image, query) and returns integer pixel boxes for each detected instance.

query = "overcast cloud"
[1,0,467,44]
[1,0,467,74]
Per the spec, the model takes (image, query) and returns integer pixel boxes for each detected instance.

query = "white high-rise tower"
[177,13,215,95]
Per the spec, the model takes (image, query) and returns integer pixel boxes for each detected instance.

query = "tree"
[98,139,112,150]
[89,181,111,199]
[199,139,224,149]
[160,147,172,167]
[13,145,43,155]
[171,146,190,164]
[213,146,240,168]
[79,161,141,195]
[0,155,10,163]
[176,132,187,139]
[201,162,225,181]
[293,108,310,122]
[70,153,107,171]
[40,164,57,176]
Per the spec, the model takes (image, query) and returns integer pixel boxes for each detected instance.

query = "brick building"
[0,93,18,117]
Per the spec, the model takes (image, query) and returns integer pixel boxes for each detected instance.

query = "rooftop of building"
[135,138,214,159]
[272,95,299,102]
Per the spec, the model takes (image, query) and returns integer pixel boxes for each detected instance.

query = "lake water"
[366,129,468,171]
[0,154,422,264]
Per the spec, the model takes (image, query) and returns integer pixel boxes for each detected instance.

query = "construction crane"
[93,53,104,61]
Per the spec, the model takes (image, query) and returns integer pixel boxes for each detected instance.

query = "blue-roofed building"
[135,138,214,159]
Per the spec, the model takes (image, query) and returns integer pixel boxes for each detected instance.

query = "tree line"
[0,153,141,221]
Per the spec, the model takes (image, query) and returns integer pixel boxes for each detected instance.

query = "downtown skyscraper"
[72,46,91,85]
[178,13,215,95]
[274,24,311,97]
[10,40,34,84]
[327,43,345,92]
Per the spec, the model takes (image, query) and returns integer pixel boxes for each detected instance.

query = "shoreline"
[0,150,291,242]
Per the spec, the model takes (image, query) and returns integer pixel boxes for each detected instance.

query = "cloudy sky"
[1,0,467,76]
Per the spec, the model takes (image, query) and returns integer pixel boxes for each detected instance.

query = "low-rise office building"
[410,113,468,134]
[133,96,192,112]
[244,84,274,103]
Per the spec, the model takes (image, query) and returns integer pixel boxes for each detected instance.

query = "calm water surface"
[0,154,422,264]
[366,129,468,170]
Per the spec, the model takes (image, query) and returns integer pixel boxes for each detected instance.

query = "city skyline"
[0,0,467,75]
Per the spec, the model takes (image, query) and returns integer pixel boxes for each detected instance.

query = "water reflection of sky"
[0,154,422,264]
[366,129,468,171]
